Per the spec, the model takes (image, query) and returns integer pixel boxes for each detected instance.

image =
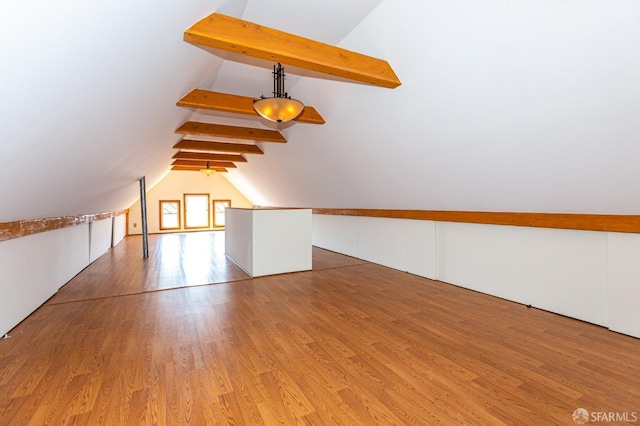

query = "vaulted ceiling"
[2,0,640,222]
[170,11,399,177]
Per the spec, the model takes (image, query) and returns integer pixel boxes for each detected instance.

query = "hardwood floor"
[1,232,639,424]
[48,232,251,304]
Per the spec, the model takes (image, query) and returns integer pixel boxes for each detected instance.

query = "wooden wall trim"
[0,210,129,243]
[311,208,640,234]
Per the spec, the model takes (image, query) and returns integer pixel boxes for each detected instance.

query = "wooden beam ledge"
[177,89,325,125]
[172,151,247,162]
[184,12,401,89]
[175,121,286,143]
[171,166,228,172]
[172,159,237,168]
[173,140,264,155]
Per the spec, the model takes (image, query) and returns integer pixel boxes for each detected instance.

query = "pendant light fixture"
[200,161,215,176]
[253,63,304,123]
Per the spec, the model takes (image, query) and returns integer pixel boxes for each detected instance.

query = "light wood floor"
[1,232,638,425]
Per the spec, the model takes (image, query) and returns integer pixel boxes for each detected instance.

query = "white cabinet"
[225,208,312,277]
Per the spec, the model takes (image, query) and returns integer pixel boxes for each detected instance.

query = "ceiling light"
[253,63,304,123]
[200,161,215,176]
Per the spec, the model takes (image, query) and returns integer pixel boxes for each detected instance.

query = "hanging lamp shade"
[200,161,215,176]
[253,97,304,123]
[253,63,304,123]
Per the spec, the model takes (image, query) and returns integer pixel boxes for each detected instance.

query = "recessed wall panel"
[112,215,126,246]
[0,232,60,335]
[356,217,437,279]
[436,222,607,326]
[607,232,640,338]
[312,214,359,257]
[89,218,113,263]
[57,223,90,285]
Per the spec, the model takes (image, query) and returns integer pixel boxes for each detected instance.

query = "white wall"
[225,208,254,276]
[112,214,127,247]
[58,223,91,285]
[312,214,640,338]
[0,216,126,336]
[313,215,436,279]
[252,209,312,277]
[227,0,640,216]
[90,218,113,263]
[607,233,640,337]
[436,222,608,327]
[0,0,236,223]
[128,171,253,235]
[0,225,89,335]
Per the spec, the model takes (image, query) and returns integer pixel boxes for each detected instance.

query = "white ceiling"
[1,0,639,222]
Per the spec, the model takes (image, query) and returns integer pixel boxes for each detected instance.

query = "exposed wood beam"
[184,12,401,89]
[173,139,264,155]
[175,121,286,143]
[0,210,128,243]
[172,151,247,162]
[172,159,237,168]
[171,166,228,172]
[177,89,325,125]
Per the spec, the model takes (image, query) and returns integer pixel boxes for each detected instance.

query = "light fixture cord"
[273,64,278,97]
[273,63,289,99]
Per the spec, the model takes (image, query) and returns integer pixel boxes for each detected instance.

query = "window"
[213,200,231,227]
[184,194,210,229]
[159,200,181,230]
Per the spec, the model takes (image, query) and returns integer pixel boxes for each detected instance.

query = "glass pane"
[163,204,177,215]
[213,201,230,226]
[163,214,179,228]
[185,195,209,228]
[215,202,229,214]
[161,201,180,229]
[215,212,225,226]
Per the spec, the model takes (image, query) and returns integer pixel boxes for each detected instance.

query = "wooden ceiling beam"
[177,89,325,125]
[184,13,401,89]
[173,139,264,155]
[172,159,237,168]
[175,121,286,143]
[172,166,228,172]
[172,151,247,162]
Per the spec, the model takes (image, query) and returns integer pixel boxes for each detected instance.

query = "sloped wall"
[229,0,640,215]
[0,0,239,223]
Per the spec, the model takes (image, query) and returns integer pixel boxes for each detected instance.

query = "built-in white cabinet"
[225,208,312,277]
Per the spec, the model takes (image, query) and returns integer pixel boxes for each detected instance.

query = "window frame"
[212,199,231,228]
[159,200,182,230]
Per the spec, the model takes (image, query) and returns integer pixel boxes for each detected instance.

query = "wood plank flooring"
[48,232,251,304]
[1,232,639,424]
